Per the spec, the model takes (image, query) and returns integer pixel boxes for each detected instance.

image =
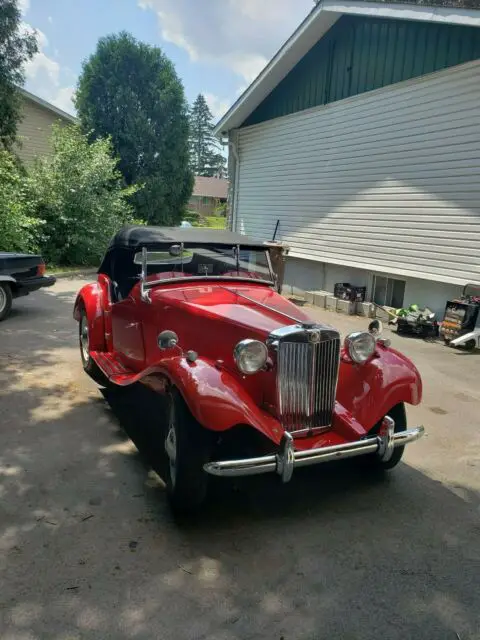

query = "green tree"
[0,0,38,150]
[0,149,42,252]
[29,124,137,265]
[75,32,193,226]
[189,94,226,177]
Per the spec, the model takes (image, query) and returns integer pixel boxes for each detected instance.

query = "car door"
[111,296,146,371]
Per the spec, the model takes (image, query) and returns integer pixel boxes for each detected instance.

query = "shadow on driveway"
[0,281,478,639]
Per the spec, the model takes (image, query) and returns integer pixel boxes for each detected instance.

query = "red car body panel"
[74,274,422,446]
[73,282,106,352]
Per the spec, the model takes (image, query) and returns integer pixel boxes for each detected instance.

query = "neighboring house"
[15,88,77,165]
[189,176,229,216]
[215,1,480,315]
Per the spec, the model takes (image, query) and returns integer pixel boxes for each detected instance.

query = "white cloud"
[51,86,76,114]
[138,0,312,83]
[24,28,60,88]
[204,93,230,122]
[18,0,30,16]
[22,25,76,116]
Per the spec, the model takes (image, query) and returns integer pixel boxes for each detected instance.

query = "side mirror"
[169,244,183,257]
[368,319,383,337]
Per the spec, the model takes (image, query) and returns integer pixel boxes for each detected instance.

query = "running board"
[90,351,140,386]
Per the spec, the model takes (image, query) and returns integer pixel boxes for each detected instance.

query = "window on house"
[202,197,210,205]
[372,275,405,308]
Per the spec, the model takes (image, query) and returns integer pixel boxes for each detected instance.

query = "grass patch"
[204,216,227,230]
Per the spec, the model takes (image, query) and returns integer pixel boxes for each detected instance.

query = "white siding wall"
[235,61,480,287]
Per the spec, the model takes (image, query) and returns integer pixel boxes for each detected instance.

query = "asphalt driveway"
[0,277,479,640]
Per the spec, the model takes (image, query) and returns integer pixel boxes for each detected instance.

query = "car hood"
[151,282,315,336]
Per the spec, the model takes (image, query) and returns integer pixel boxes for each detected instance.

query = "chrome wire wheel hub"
[165,401,177,487]
[80,315,89,363]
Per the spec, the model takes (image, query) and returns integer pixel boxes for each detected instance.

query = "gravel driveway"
[0,277,479,640]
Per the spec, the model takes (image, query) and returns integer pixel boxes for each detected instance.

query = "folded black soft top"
[108,225,266,251]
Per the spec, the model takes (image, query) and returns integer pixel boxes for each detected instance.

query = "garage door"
[236,60,480,286]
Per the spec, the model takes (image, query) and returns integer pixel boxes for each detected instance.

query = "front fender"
[73,282,106,353]
[337,344,422,432]
[137,346,422,447]
[140,357,284,445]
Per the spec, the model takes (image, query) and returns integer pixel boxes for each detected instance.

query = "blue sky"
[20,0,313,121]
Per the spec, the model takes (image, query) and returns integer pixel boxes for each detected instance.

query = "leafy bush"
[0,149,43,253]
[183,209,201,226]
[29,124,138,265]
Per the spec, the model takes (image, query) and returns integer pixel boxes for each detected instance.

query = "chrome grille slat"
[276,328,340,434]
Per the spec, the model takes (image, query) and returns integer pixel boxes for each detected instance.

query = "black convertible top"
[108,225,267,250]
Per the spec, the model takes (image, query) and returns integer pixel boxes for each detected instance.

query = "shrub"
[0,149,43,253]
[29,125,138,265]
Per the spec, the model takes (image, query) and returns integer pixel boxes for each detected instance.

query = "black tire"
[361,403,407,471]
[0,283,13,322]
[164,389,212,516]
[79,308,109,386]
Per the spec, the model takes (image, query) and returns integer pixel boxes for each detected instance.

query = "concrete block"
[304,291,315,304]
[336,299,356,315]
[356,301,375,318]
[313,292,327,308]
[326,296,338,312]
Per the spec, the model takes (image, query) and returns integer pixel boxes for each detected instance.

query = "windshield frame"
[137,242,276,290]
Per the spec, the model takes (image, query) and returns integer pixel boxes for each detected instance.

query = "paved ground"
[0,277,479,640]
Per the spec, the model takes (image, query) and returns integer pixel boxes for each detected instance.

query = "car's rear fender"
[139,357,284,445]
[73,282,106,353]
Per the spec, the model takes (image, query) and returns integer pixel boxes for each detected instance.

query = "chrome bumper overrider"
[204,418,425,482]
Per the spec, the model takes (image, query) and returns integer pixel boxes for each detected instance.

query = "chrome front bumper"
[204,418,425,482]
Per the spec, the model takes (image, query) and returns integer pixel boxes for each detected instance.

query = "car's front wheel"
[164,390,212,516]
[79,308,109,386]
[0,283,13,322]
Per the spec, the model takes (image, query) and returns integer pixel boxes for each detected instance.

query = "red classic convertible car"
[74,226,424,514]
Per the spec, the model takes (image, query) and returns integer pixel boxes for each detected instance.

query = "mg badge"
[309,329,321,343]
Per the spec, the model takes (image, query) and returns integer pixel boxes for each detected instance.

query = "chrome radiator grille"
[275,328,340,434]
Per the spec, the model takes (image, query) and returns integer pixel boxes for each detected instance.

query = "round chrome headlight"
[345,331,376,364]
[234,339,268,374]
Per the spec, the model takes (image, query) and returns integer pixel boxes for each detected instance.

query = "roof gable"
[243,13,480,127]
[214,0,480,135]
[19,87,77,124]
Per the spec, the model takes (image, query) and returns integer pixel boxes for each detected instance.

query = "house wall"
[234,60,480,288]
[244,15,480,127]
[283,256,464,318]
[15,98,71,164]
[189,195,225,216]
